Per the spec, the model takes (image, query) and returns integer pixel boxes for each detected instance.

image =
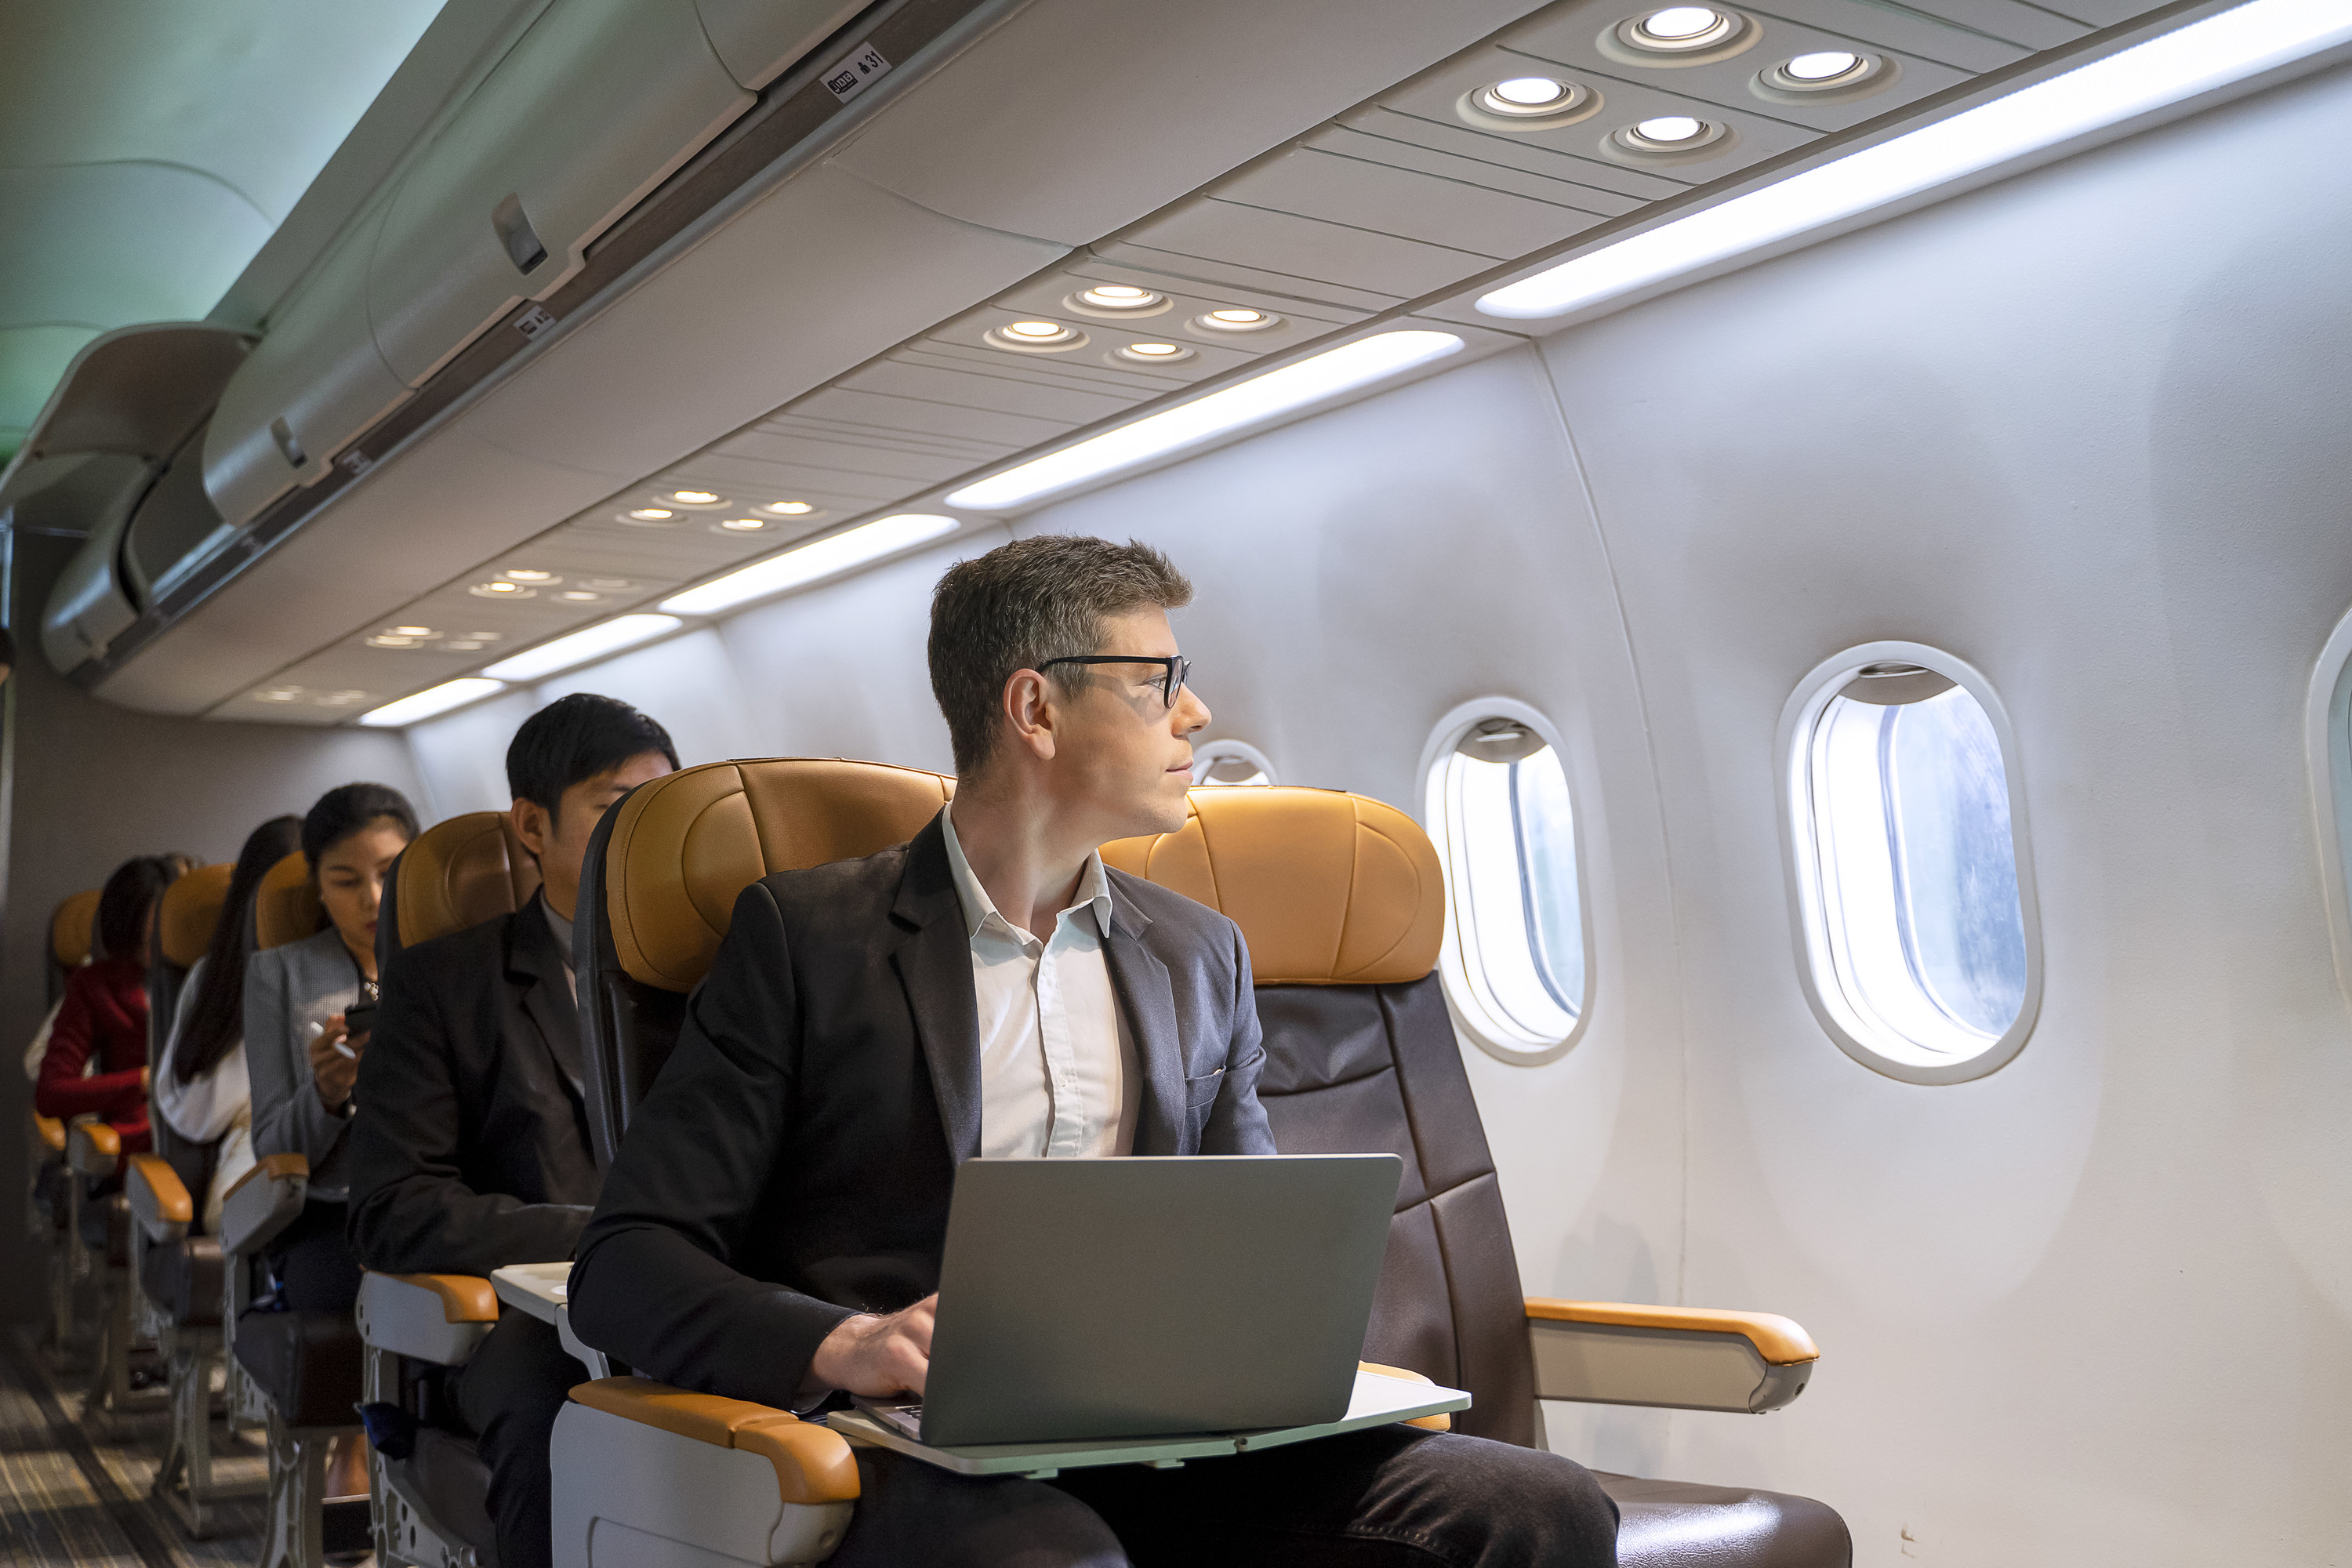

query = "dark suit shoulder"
[382,907,526,999]
[755,841,913,928]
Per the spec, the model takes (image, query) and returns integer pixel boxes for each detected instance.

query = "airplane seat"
[351,810,540,1568]
[1099,786,1853,1568]
[552,758,956,1568]
[129,861,257,1534]
[34,887,101,1359]
[230,849,369,1568]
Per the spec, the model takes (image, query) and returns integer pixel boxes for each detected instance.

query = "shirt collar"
[539,892,575,967]
[941,804,1114,943]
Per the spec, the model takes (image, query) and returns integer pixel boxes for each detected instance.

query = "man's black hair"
[505,694,680,823]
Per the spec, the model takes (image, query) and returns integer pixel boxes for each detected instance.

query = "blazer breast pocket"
[1182,1068,1226,1110]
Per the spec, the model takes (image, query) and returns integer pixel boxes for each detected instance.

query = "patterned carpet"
[0,1329,270,1568]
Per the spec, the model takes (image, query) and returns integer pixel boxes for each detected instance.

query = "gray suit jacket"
[245,927,367,1203]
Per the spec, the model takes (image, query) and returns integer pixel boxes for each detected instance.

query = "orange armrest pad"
[1359,1360,1450,1432]
[569,1377,862,1504]
[74,1120,122,1158]
[34,1115,65,1152]
[222,1152,309,1200]
[125,1155,194,1222]
[390,1273,502,1323]
[1525,1299,1820,1364]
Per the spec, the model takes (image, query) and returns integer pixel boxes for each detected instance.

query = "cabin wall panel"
[1537,61,2352,1567]
[0,534,426,1319]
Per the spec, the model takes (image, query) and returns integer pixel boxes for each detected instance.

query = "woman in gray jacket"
[246,782,419,1313]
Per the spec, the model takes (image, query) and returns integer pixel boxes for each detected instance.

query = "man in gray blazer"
[572,536,1617,1566]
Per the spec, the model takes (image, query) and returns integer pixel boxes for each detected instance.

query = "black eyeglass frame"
[1036,655,1192,709]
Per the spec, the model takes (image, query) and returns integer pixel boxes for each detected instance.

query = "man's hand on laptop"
[811,1294,936,1396]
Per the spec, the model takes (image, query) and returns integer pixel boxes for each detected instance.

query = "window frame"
[1190,738,1277,786]
[1776,641,2045,1084]
[2302,604,2352,1009]
[1417,697,1596,1066]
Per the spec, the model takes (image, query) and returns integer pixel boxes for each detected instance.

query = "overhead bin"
[38,456,151,673]
[204,202,410,527]
[122,426,234,608]
[695,0,874,90]
[367,0,754,388]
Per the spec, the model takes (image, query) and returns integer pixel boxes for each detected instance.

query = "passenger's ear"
[1001,669,1059,763]
[510,798,553,864]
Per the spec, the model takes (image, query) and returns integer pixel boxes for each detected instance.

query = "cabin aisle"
[0,1331,267,1568]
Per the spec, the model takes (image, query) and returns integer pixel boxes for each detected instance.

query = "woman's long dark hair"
[301,782,419,884]
[170,816,303,1085]
[96,855,178,963]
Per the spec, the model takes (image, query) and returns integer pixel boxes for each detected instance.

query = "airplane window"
[1192,739,1275,786]
[1425,706,1590,1062]
[1786,650,2042,1081]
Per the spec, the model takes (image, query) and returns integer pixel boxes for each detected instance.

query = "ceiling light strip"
[945,330,1465,510]
[483,614,685,683]
[660,513,960,617]
[1477,0,2352,321]
[358,677,506,728]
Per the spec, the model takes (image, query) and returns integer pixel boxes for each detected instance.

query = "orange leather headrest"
[604,759,955,992]
[158,863,234,968]
[52,889,100,968]
[397,812,542,949]
[254,851,323,951]
[1101,787,1443,985]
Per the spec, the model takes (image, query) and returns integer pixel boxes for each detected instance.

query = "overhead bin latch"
[493,193,549,275]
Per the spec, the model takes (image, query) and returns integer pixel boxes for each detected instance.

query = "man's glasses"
[1038,655,1192,710]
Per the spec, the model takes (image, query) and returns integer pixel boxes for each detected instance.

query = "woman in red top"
[37,855,179,1149]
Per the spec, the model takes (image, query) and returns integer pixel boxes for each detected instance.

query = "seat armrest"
[553,1385,858,1568]
[355,1272,499,1367]
[34,1114,65,1153]
[568,1378,861,1505]
[67,1116,121,1177]
[1525,1299,1820,1414]
[125,1154,192,1243]
[219,1153,308,1256]
[1359,1361,1451,1432]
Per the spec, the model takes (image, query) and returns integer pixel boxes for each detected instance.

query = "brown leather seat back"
[576,758,954,1165]
[383,812,541,956]
[1102,787,1537,1445]
[49,887,100,1001]
[254,851,322,950]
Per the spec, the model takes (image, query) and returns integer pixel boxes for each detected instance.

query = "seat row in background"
[27,762,1850,1568]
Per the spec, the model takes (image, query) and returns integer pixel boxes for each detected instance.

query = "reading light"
[946,330,1465,510]
[986,321,1086,350]
[1633,114,1704,141]
[365,635,422,649]
[1479,0,2352,321]
[1625,5,1738,49]
[318,691,368,708]
[660,514,960,616]
[447,641,484,652]
[1494,75,1572,105]
[360,677,506,728]
[501,568,557,583]
[1116,342,1193,363]
[1785,49,1862,80]
[256,688,301,702]
[626,507,676,522]
[390,626,434,637]
[575,582,630,594]
[557,589,605,602]
[485,614,684,681]
[764,501,816,515]
[1193,308,1281,333]
[670,490,722,505]
[717,516,768,531]
[1078,285,1164,310]
[469,581,535,599]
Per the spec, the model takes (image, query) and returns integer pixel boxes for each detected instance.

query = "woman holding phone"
[246,782,419,1314]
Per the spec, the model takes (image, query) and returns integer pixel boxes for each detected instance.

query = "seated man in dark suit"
[348,693,677,1568]
[572,536,1617,1566]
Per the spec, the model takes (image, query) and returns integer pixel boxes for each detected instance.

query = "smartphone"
[343,999,378,1039]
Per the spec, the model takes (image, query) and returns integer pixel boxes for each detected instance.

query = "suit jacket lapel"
[890,815,982,1165]
[1102,884,1186,1156]
[509,901,586,1105]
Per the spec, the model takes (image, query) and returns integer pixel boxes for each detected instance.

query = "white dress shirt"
[941,807,1138,1159]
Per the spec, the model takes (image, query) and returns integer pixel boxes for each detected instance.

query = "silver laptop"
[858,1153,1401,1448]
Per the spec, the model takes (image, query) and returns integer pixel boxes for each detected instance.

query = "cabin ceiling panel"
[708,431,982,487]
[449,162,1070,479]
[825,0,1560,244]
[1082,241,1410,313]
[1744,0,2037,70]
[652,456,925,513]
[1222,145,1615,258]
[786,387,1080,450]
[1300,127,1649,217]
[837,359,1140,426]
[1116,197,1512,301]
[749,411,1015,468]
